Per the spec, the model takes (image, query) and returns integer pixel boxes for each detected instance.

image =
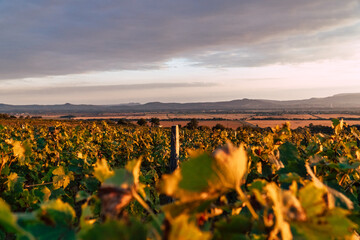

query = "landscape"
[1,1,360,240]
[3,93,360,129]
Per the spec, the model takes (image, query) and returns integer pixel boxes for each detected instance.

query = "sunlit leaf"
[213,142,248,189]
[167,214,211,240]
[125,157,142,186]
[93,158,114,183]
[37,199,76,226]
[6,172,24,193]
[52,166,74,189]
[265,183,293,240]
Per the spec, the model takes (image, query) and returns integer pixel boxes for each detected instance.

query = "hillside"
[1,93,360,114]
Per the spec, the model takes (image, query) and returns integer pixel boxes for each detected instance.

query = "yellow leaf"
[77,152,83,159]
[213,142,248,189]
[52,166,74,189]
[125,158,142,186]
[265,183,293,240]
[93,158,114,183]
[12,141,25,162]
[42,187,51,202]
[168,214,211,240]
[52,166,65,176]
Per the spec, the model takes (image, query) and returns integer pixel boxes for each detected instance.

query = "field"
[1,118,360,239]
[40,111,360,129]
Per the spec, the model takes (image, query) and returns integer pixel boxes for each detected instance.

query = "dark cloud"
[0,0,359,79]
[193,22,360,67]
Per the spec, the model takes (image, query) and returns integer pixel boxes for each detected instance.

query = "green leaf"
[298,183,327,218]
[0,198,19,232]
[80,219,147,240]
[6,172,24,193]
[179,154,217,192]
[37,199,76,226]
[78,202,95,234]
[76,190,90,202]
[24,223,76,240]
[279,142,299,165]
[0,198,34,239]
[331,118,340,128]
[84,177,100,193]
[292,208,356,239]
[104,169,134,189]
[33,187,51,203]
[214,215,252,239]
[248,179,267,191]
[278,142,306,176]
[49,188,66,200]
[279,173,301,184]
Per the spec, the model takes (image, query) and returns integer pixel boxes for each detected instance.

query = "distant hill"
[2,93,360,114]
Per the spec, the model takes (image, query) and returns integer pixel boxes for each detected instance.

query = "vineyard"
[1,119,360,239]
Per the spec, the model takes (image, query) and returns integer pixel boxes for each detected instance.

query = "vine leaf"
[52,166,74,189]
[0,198,21,233]
[37,199,76,225]
[167,214,211,240]
[93,158,114,183]
[213,142,248,190]
[160,143,249,218]
[265,183,293,240]
[0,198,34,239]
[97,158,142,219]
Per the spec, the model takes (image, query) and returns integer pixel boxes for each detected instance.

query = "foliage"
[0,119,359,239]
[149,118,160,127]
[212,123,226,131]
[137,118,147,126]
[185,118,199,130]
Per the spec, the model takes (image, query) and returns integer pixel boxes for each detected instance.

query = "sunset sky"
[1,0,359,104]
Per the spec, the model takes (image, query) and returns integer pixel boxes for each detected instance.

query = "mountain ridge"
[2,93,360,114]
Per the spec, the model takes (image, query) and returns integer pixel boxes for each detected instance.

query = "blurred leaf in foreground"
[93,158,114,183]
[166,214,211,240]
[80,218,147,240]
[98,158,143,219]
[213,142,248,190]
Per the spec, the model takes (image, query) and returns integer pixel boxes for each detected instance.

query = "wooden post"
[161,125,179,205]
[170,125,179,173]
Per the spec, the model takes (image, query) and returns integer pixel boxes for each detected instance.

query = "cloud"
[192,22,360,67]
[0,82,217,95]
[0,0,359,79]
[0,82,220,104]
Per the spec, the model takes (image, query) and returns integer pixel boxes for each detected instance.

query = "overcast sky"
[1,0,359,104]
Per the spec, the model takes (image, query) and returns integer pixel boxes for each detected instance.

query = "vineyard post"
[170,125,179,172]
[161,125,180,204]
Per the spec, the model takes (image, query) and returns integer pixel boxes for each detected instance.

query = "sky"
[0,0,360,105]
